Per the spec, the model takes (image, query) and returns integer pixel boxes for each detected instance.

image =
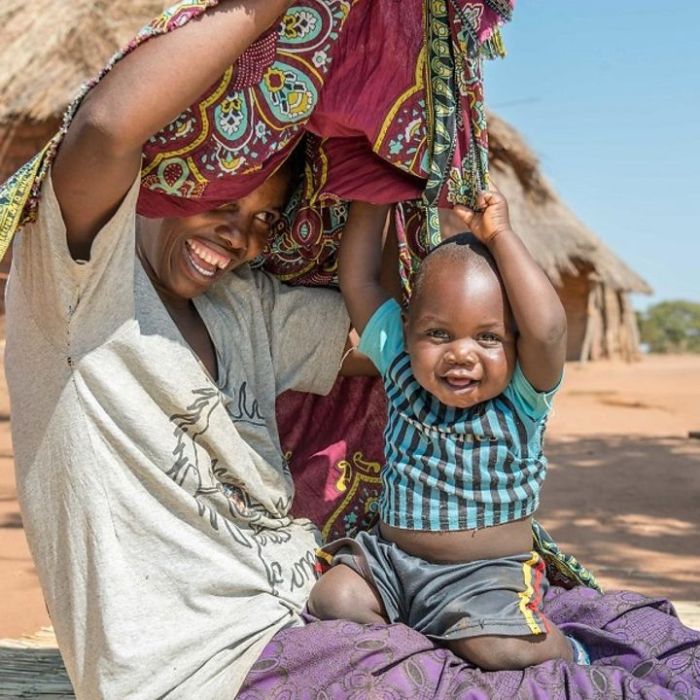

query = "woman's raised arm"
[53,0,294,260]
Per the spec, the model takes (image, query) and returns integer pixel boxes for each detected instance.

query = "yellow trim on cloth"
[0,145,51,259]
[518,550,545,635]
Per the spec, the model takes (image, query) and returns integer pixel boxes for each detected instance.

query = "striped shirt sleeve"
[358,298,405,375]
[507,362,562,421]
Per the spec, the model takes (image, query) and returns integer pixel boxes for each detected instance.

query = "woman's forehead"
[216,168,291,211]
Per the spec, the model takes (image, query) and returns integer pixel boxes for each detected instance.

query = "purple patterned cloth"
[239,586,700,699]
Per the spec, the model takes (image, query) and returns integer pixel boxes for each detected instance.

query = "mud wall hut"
[0,3,650,360]
[484,114,651,362]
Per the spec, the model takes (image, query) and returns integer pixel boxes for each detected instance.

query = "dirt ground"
[1,353,699,639]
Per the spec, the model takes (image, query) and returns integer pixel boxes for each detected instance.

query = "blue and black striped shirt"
[358,299,559,532]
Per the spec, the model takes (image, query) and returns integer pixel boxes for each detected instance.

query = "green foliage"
[637,300,700,353]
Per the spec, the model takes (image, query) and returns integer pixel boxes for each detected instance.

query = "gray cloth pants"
[325,527,550,640]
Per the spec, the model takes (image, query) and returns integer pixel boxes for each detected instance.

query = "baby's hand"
[453,189,513,246]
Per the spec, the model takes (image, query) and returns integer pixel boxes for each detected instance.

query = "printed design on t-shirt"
[168,387,312,596]
[249,522,293,595]
[289,548,318,593]
[168,387,254,548]
[223,380,266,426]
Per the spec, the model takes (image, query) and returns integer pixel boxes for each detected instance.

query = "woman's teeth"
[188,255,215,278]
[186,240,231,277]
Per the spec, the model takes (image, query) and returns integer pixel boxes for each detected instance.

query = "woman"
[3,1,699,698]
[5,1,363,697]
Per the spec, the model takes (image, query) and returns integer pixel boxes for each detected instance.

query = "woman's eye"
[255,211,280,226]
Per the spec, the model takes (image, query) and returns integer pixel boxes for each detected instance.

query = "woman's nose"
[215,220,248,252]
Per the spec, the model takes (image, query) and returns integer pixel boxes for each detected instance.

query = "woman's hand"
[452,189,513,247]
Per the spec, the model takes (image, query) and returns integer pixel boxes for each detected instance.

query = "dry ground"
[1,353,699,638]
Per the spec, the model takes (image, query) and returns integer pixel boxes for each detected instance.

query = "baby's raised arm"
[338,202,392,335]
[453,190,567,392]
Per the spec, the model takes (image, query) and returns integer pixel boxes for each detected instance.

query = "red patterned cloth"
[279,376,387,541]
[0,1,512,277]
[136,1,510,217]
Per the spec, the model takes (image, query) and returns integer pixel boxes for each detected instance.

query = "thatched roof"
[0,0,165,123]
[0,3,651,295]
[486,113,651,294]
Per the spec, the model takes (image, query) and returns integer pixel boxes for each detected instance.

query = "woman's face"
[137,168,290,300]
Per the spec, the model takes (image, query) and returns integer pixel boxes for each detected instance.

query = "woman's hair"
[280,138,307,199]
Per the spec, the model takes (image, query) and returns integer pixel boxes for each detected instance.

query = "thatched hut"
[484,114,651,362]
[0,3,650,361]
[0,1,166,183]
[0,0,166,298]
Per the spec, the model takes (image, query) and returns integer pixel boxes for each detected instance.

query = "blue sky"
[485,1,699,309]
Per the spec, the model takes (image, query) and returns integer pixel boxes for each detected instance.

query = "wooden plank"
[0,649,73,698]
[675,601,700,631]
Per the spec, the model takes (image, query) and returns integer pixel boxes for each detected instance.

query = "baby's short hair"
[411,232,499,302]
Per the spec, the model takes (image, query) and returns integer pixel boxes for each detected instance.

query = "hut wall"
[556,271,590,361]
[0,118,59,183]
[616,292,642,361]
[556,270,642,362]
[600,287,641,361]
[603,286,621,358]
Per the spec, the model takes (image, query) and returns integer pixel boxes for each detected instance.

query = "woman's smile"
[184,238,235,279]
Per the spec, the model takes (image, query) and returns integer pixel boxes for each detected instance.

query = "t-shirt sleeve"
[10,169,141,355]
[357,298,405,375]
[506,361,562,421]
[255,273,350,396]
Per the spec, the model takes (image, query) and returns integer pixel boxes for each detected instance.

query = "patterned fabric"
[262,0,511,289]
[420,0,498,246]
[533,518,603,592]
[0,0,512,283]
[0,148,49,263]
[356,298,555,532]
[239,587,700,699]
[138,1,356,218]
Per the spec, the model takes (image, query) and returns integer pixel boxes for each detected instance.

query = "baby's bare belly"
[379,517,533,564]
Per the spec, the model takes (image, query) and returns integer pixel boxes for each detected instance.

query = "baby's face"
[405,259,516,408]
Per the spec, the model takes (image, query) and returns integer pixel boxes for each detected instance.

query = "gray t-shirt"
[4,173,349,699]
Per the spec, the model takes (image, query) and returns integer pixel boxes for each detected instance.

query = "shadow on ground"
[0,511,22,528]
[539,435,700,600]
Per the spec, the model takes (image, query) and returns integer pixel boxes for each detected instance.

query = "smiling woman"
[3,2,364,697]
[2,0,700,698]
[136,161,292,303]
[129,162,296,380]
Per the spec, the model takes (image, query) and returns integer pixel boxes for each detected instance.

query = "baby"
[309,191,589,670]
